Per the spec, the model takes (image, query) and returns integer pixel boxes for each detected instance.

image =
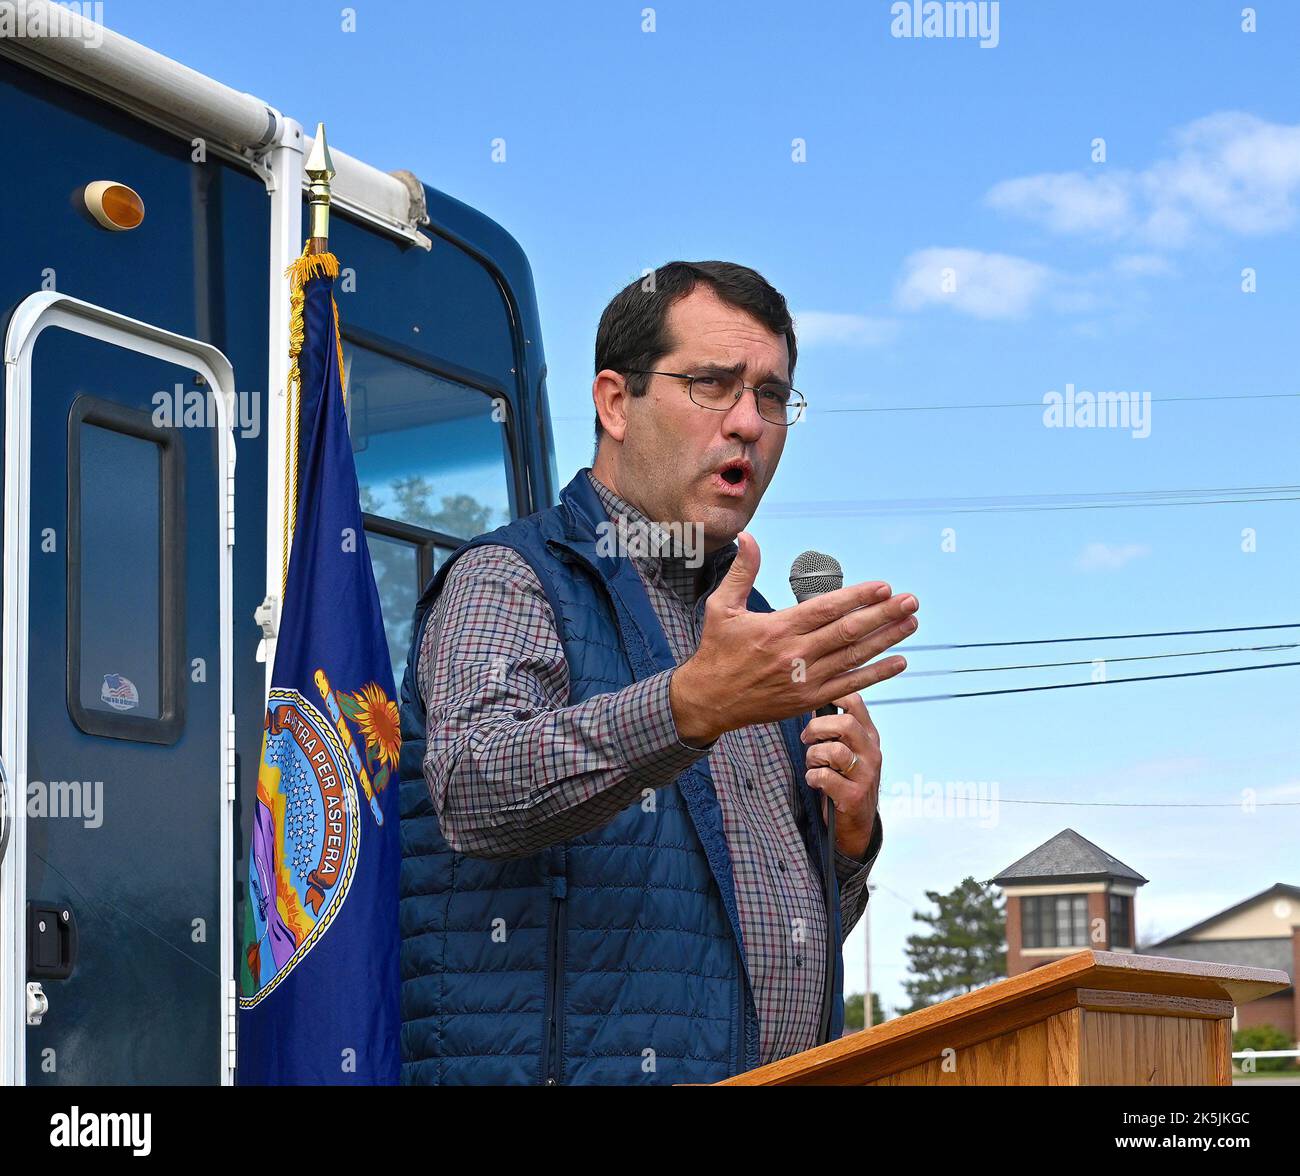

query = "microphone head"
[789,550,843,602]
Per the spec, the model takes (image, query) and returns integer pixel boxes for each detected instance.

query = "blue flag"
[238,251,401,1084]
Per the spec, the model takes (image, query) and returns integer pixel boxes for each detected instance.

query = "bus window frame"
[362,512,464,593]
[342,324,525,572]
[66,394,187,745]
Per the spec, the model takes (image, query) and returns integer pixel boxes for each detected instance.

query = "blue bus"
[0,4,554,1084]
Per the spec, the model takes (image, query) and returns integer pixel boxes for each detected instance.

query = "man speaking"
[397,261,920,1085]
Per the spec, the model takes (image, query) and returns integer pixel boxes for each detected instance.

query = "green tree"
[362,475,500,538]
[843,991,887,1030]
[900,876,1006,1013]
[358,481,499,678]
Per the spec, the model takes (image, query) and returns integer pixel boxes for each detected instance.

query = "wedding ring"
[845,752,859,776]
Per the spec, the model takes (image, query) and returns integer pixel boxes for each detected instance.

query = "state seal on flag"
[240,686,361,1005]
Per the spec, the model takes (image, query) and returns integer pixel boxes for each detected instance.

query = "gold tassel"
[282,248,348,594]
[333,296,347,409]
[286,249,340,286]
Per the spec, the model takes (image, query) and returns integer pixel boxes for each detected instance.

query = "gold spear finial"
[305,122,335,251]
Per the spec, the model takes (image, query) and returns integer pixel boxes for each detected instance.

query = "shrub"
[1232,1024,1297,1073]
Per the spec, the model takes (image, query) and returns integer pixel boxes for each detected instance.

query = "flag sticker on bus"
[100,673,139,711]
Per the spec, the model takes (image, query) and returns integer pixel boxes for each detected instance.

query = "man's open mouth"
[712,459,753,495]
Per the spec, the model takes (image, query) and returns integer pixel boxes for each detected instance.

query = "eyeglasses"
[622,369,806,426]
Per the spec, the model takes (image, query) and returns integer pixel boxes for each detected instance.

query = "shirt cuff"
[664,666,719,753]
[834,810,883,886]
[614,667,716,775]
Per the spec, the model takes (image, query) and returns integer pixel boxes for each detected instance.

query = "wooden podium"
[714,951,1291,1085]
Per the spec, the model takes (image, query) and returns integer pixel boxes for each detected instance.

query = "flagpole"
[281,124,339,595]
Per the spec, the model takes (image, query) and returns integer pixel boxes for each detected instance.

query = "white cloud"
[886,114,1295,330]
[891,248,1159,325]
[987,171,1133,236]
[1144,112,1300,240]
[792,311,900,347]
[1111,253,1175,278]
[894,247,1052,319]
[1075,541,1151,571]
[986,113,1300,248]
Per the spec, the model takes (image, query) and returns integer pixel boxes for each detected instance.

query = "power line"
[986,797,1300,808]
[873,882,928,909]
[876,794,1300,809]
[552,391,1300,422]
[908,622,1300,653]
[764,484,1300,518]
[904,642,1300,677]
[870,657,1300,704]
[814,391,1300,415]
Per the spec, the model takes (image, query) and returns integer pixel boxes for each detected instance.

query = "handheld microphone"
[789,549,844,607]
[789,550,845,730]
[789,550,844,1045]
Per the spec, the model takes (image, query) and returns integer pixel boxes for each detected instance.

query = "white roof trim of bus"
[1,0,429,244]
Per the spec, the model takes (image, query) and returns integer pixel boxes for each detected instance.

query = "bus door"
[1,293,234,1084]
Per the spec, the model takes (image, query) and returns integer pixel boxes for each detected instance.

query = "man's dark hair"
[592,260,798,455]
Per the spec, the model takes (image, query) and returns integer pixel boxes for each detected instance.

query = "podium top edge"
[712,950,1290,1086]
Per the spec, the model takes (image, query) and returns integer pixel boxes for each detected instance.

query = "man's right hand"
[669,531,918,746]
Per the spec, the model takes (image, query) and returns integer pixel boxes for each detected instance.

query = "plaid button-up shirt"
[418,469,882,1064]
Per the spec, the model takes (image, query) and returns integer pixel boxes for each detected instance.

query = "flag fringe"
[282,248,349,594]
[285,249,347,405]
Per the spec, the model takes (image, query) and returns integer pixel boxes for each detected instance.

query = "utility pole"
[865,882,875,1028]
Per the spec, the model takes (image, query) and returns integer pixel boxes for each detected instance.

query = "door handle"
[28,902,78,980]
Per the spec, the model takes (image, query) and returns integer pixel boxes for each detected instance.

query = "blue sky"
[117,0,1300,1015]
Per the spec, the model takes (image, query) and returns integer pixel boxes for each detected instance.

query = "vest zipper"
[541,874,567,1085]
[735,941,748,1072]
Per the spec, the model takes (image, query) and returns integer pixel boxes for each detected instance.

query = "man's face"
[594,285,791,553]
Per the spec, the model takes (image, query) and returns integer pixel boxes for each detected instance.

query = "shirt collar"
[585,469,737,607]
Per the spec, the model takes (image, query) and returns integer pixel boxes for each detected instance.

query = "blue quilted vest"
[396,468,845,1084]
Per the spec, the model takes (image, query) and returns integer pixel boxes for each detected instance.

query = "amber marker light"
[83,181,145,230]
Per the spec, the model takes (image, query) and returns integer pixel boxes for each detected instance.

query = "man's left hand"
[800,692,881,860]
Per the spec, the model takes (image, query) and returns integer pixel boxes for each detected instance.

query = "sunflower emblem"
[339,681,401,784]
